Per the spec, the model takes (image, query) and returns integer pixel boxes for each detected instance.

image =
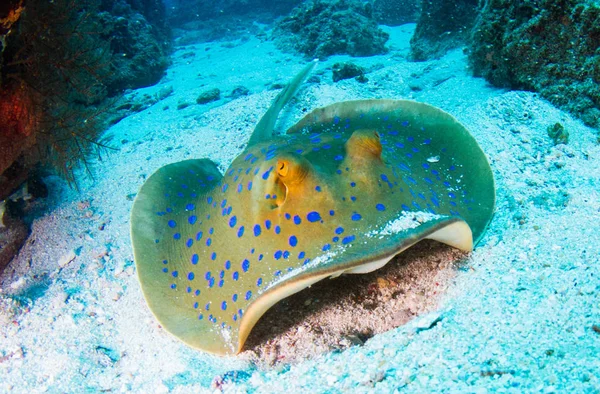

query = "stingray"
[130,61,495,355]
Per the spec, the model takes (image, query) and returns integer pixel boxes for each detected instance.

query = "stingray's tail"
[247,59,318,147]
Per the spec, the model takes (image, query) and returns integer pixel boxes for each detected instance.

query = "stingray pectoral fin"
[287,99,496,245]
[130,159,232,354]
[236,214,470,352]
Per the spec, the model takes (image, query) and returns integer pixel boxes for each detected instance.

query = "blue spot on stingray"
[206,238,212,246]
[275,225,281,234]
[351,196,356,201]
[322,244,331,251]
[208,278,215,288]
[335,227,344,234]
[186,203,195,211]
[351,213,362,221]
[205,272,211,280]
[166,207,172,213]
[307,211,321,222]
[221,301,227,311]
[237,184,243,193]
[285,213,291,220]
[211,252,217,260]
[207,197,213,204]
[253,224,261,236]
[283,251,290,259]
[237,226,245,238]
[336,169,342,175]
[262,167,273,180]
[289,235,298,247]
[168,220,176,228]
[298,251,305,259]
[198,314,204,320]
[191,254,199,265]
[187,272,195,280]
[242,259,250,272]
[257,278,263,287]
[172,271,178,278]
[322,144,331,150]
[245,291,252,300]
[170,284,176,289]
[274,270,282,276]
[332,236,339,243]
[219,270,225,278]
[162,259,168,264]
[173,233,181,240]
[232,271,239,281]
[265,220,272,230]
[195,289,200,296]
[376,203,386,211]
[259,254,264,261]
[293,215,302,225]
[334,116,340,124]
[350,182,356,187]
[274,250,283,260]
[334,155,343,161]
[247,181,253,191]
[225,260,231,270]
[196,231,203,241]
[221,184,229,192]
[193,302,198,309]
[315,186,322,192]
[232,294,238,302]
[342,235,355,245]
[162,268,168,273]
[188,215,197,225]
[186,239,193,248]
[329,210,335,216]
[401,204,411,210]
[265,194,270,199]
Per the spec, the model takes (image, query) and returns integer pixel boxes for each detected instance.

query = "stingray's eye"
[346,129,383,158]
[275,153,310,187]
[277,160,289,177]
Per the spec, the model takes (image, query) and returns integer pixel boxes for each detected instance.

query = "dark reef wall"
[373,0,421,26]
[469,0,600,129]
[274,0,389,59]
[0,0,170,187]
[166,0,299,27]
[410,0,478,60]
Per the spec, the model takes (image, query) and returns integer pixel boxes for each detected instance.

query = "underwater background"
[0,0,599,392]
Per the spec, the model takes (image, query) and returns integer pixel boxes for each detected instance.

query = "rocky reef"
[274,0,389,59]
[469,0,600,129]
[0,0,170,271]
[0,0,170,186]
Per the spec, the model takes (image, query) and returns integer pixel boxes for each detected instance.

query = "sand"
[1,23,599,393]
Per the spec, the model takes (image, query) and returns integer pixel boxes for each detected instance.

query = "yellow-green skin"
[131,100,495,355]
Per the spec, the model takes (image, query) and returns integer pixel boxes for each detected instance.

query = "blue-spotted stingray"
[131,61,495,355]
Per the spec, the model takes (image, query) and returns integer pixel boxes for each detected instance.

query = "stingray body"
[131,62,495,355]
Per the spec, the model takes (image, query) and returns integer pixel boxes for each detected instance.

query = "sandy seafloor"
[1,23,599,393]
